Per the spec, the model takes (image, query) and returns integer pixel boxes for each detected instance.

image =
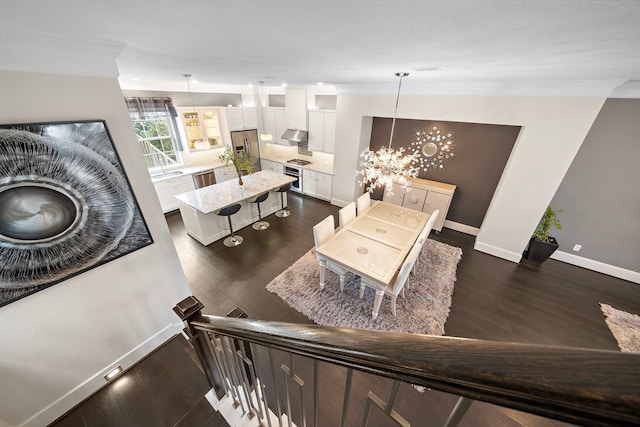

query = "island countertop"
[175,170,296,215]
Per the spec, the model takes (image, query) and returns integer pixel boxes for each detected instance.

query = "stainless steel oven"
[284,165,302,193]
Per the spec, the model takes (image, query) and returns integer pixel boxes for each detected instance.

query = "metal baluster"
[281,364,294,427]
[233,340,257,420]
[250,342,273,427]
[290,354,306,427]
[212,334,241,408]
[268,348,284,427]
[207,332,233,399]
[281,362,306,427]
[361,380,410,427]
[220,336,247,413]
[442,397,473,427]
[340,368,353,427]
[313,360,319,427]
[238,339,264,421]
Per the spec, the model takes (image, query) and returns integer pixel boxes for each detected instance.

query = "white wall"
[332,94,606,262]
[0,70,192,427]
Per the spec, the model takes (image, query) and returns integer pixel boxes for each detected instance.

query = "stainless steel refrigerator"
[230,129,261,172]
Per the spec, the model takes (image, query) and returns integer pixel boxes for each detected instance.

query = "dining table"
[315,200,430,319]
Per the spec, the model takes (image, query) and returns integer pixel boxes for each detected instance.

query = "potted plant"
[523,206,563,265]
[219,146,253,185]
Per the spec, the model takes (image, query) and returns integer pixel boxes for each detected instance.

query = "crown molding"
[0,26,124,78]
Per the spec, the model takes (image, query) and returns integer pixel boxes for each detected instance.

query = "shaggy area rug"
[266,239,463,335]
[600,303,640,353]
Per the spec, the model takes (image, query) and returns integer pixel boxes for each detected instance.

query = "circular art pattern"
[411,126,455,171]
[0,129,135,289]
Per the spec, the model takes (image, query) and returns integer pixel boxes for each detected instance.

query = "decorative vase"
[238,175,243,185]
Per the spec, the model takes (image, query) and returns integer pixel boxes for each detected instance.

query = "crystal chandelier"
[356,72,418,196]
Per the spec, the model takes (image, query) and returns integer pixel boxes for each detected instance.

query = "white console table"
[382,177,456,232]
[175,170,296,245]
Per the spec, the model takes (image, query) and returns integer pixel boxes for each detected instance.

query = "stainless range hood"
[281,129,308,143]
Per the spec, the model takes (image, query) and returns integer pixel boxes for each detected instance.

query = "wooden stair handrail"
[174,298,640,426]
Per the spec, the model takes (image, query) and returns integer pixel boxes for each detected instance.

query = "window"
[125,97,183,171]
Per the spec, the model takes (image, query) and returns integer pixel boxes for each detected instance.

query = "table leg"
[319,258,326,290]
[372,290,384,319]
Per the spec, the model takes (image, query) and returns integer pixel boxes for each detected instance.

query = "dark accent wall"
[370,118,521,228]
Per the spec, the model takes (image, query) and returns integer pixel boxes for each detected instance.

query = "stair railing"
[174,296,640,427]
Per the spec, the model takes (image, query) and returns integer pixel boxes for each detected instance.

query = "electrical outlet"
[572,244,582,252]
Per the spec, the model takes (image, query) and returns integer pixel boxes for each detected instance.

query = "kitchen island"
[175,170,296,245]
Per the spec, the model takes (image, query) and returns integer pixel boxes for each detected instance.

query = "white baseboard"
[473,240,523,263]
[443,220,480,236]
[551,251,640,284]
[23,322,184,427]
[330,197,350,207]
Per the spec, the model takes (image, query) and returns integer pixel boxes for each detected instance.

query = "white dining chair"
[411,209,440,273]
[338,202,356,229]
[356,192,371,216]
[414,210,440,269]
[359,243,422,318]
[313,215,349,291]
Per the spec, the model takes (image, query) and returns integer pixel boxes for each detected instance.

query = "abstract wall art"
[0,120,153,306]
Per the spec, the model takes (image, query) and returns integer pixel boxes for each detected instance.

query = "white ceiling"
[2,0,640,96]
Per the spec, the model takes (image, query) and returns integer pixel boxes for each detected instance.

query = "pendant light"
[356,72,418,196]
[258,81,273,142]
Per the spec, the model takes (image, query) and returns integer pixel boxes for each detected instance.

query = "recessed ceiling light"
[131,77,139,81]
[248,83,253,87]
[317,82,324,86]
[281,82,288,87]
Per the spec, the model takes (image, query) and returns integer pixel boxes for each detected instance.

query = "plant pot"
[523,237,559,265]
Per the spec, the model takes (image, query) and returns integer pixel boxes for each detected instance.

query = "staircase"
[174,296,640,427]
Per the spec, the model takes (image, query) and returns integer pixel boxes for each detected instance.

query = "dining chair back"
[417,210,440,245]
[356,192,371,215]
[338,202,356,229]
[313,215,348,291]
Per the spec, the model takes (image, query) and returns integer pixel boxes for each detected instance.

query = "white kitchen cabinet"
[214,165,237,183]
[302,170,332,201]
[153,174,195,213]
[302,169,317,197]
[285,88,307,131]
[261,159,283,174]
[316,172,332,201]
[263,107,289,145]
[226,107,258,131]
[382,177,456,232]
[177,107,224,151]
[308,110,336,153]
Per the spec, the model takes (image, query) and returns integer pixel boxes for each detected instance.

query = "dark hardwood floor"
[52,191,640,426]
[171,191,640,351]
[50,335,228,427]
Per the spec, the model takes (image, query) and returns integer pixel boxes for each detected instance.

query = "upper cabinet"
[226,107,258,131]
[285,88,307,131]
[308,110,336,154]
[263,107,290,145]
[177,107,224,151]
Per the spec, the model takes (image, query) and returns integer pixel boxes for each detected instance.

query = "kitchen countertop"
[150,162,228,182]
[261,156,334,175]
[174,170,297,214]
